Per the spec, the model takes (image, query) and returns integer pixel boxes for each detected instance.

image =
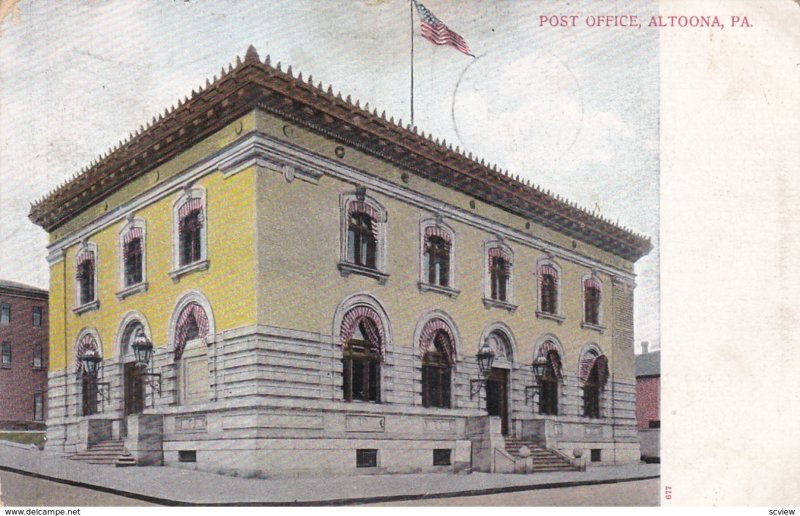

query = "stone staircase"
[504,438,579,472]
[68,440,137,467]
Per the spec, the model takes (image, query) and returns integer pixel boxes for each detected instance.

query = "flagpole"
[410,0,415,126]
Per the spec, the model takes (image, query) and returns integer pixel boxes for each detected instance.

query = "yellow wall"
[45,108,637,381]
[48,164,257,372]
[252,111,636,380]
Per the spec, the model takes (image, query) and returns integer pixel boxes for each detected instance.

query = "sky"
[0,0,659,352]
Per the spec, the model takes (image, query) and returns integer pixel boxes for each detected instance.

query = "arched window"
[539,263,559,315]
[423,225,453,288]
[536,341,563,416]
[174,303,209,360]
[75,247,96,306]
[122,227,144,287]
[580,352,608,418]
[487,246,513,304]
[178,199,204,266]
[584,277,601,326]
[340,306,384,403]
[120,321,144,357]
[419,319,456,408]
[347,211,377,268]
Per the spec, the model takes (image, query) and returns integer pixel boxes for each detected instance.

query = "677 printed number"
[665,486,672,500]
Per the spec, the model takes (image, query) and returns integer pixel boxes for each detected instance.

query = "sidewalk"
[0,441,659,506]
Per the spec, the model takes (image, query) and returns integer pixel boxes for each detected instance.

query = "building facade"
[29,47,651,477]
[0,280,49,430]
[635,342,660,461]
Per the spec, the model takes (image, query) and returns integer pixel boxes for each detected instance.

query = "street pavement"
[0,440,659,506]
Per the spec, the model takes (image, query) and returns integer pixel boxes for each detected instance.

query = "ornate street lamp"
[525,355,550,404]
[80,354,102,378]
[79,354,110,404]
[131,328,162,397]
[470,343,496,399]
[132,329,154,367]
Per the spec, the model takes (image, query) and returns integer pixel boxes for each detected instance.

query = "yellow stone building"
[30,47,651,476]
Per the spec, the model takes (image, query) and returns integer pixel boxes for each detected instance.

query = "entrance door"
[485,368,509,435]
[124,362,145,416]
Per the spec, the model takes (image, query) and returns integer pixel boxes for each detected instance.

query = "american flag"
[413,1,474,57]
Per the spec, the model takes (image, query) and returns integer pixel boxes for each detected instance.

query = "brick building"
[0,280,49,430]
[29,47,651,476]
[635,342,660,461]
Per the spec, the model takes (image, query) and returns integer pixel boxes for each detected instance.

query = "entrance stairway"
[68,439,137,467]
[504,438,579,472]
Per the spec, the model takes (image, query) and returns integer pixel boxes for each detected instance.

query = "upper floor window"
[583,276,602,326]
[420,319,456,409]
[338,194,388,282]
[538,262,561,316]
[33,342,43,369]
[1,303,9,325]
[171,189,208,277]
[1,342,10,367]
[32,307,42,327]
[179,201,204,266]
[75,246,97,307]
[339,305,385,403]
[484,243,514,309]
[347,211,377,269]
[122,226,144,287]
[426,236,450,287]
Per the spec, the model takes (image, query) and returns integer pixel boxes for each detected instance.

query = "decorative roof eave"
[29,46,652,262]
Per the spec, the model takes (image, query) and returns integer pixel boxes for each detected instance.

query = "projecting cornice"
[29,46,651,262]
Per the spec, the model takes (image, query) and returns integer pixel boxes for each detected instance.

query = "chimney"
[641,341,649,354]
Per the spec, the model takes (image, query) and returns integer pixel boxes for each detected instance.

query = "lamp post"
[131,328,162,397]
[525,355,550,405]
[469,344,496,399]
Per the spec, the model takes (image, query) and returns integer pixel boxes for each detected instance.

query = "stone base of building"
[44,324,641,477]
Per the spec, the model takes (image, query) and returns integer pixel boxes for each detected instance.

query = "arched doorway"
[120,321,146,416]
[482,329,514,435]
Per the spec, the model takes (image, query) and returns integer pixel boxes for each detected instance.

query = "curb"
[0,464,659,506]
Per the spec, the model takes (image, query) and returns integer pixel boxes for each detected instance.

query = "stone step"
[68,439,136,467]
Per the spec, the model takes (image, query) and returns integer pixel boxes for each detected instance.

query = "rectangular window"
[179,211,203,266]
[490,258,508,302]
[32,307,42,327]
[1,343,10,367]
[33,392,44,421]
[33,342,43,369]
[124,238,143,286]
[422,362,451,409]
[585,286,600,325]
[591,449,602,462]
[1,303,9,324]
[541,275,557,314]
[583,385,600,418]
[77,260,95,305]
[178,450,197,463]
[649,420,661,429]
[356,449,378,468]
[342,345,380,403]
[433,449,452,466]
